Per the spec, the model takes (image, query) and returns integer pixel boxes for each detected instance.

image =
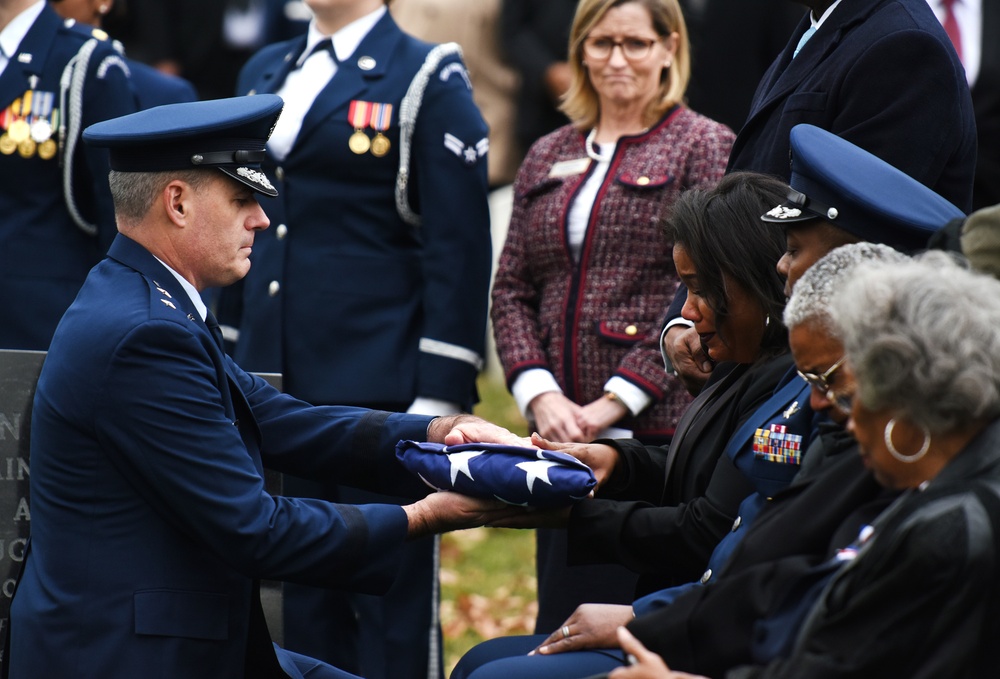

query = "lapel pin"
[358,56,376,71]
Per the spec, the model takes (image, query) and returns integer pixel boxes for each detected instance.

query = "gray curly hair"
[833,251,1000,434]
[783,243,909,331]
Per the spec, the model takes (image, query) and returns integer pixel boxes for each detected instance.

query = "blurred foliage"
[439,374,535,675]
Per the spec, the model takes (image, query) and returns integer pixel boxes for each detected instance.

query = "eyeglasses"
[583,36,660,61]
[830,390,853,414]
[797,356,846,395]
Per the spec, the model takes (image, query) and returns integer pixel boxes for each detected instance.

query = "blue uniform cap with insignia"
[760,124,964,251]
[82,95,283,197]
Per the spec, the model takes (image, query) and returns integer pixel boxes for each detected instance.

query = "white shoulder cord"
[59,39,130,237]
[395,42,464,228]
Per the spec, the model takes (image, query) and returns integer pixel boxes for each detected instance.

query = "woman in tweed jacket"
[491,0,734,631]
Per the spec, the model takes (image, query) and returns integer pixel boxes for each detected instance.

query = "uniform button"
[275,166,285,181]
[276,224,288,240]
[732,516,742,532]
[699,569,713,584]
[268,281,281,297]
[625,324,638,336]
[636,176,650,186]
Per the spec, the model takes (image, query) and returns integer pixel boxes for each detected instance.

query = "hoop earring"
[884,417,931,463]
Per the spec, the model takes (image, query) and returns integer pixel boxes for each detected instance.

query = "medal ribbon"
[348,100,372,130]
[369,103,393,132]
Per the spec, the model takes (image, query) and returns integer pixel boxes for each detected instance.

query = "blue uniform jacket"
[727,0,977,212]
[0,5,136,350]
[224,12,491,409]
[8,234,435,678]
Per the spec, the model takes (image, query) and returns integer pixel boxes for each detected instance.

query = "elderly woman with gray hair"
[612,251,1000,679]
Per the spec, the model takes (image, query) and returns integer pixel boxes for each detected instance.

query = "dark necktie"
[305,37,337,65]
[205,311,225,351]
[940,0,963,62]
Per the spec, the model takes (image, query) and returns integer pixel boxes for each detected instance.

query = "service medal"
[348,100,373,155]
[30,118,52,143]
[368,103,393,157]
[370,133,390,157]
[0,133,16,155]
[37,138,57,160]
[18,137,36,158]
[7,119,30,144]
[349,129,371,154]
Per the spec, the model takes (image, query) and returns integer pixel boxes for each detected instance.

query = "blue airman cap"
[761,124,964,251]
[83,95,283,197]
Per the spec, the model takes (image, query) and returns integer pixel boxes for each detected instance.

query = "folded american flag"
[395,441,597,508]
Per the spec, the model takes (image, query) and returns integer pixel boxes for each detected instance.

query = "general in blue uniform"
[6,94,508,679]
[0,0,136,350]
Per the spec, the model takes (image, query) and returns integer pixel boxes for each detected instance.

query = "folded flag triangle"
[395,441,597,508]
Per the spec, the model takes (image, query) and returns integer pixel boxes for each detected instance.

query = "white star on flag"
[446,450,483,485]
[516,459,559,493]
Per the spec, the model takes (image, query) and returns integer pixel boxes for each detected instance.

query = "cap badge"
[236,167,275,192]
[766,206,803,220]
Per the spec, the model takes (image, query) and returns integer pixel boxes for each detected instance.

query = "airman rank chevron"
[443,133,488,166]
[753,423,803,465]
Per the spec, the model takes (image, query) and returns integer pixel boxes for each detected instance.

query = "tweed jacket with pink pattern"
[492,106,734,440]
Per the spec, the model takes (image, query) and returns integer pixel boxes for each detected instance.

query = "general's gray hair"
[108,169,211,227]
[783,243,909,331]
[833,251,1000,434]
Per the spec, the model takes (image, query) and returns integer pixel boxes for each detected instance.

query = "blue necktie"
[793,25,817,58]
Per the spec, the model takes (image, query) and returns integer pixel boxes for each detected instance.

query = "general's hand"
[576,395,628,441]
[663,326,712,396]
[427,414,530,447]
[608,627,709,679]
[403,491,522,539]
[529,392,587,442]
[531,433,618,487]
[532,604,634,655]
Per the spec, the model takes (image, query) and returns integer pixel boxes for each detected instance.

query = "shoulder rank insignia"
[160,299,176,310]
[444,133,488,166]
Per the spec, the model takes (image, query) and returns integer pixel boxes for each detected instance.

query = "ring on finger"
[561,625,571,639]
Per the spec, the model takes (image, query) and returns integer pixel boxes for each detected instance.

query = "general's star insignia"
[160,299,176,309]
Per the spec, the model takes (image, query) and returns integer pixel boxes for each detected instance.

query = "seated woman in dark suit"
[607,252,1000,679]
[454,171,807,679]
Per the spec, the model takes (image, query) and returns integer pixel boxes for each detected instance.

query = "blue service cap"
[83,95,283,197]
[760,124,964,251]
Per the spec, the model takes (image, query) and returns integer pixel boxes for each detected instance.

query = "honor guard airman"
[214,2,492,678]
[0,0,136,350]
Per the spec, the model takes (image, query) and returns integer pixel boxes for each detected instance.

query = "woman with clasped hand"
[491,0,734,628]
[600,252,1000,678]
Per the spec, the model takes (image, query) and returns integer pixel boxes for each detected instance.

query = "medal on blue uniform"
[369,103,392,157]
[752,423,803,465]
[347,100,372,155]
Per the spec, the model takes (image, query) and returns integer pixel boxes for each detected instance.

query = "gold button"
[276,224,288,240]
[625,324,638,336]
[268,281,281,297]
[636,176,650,186]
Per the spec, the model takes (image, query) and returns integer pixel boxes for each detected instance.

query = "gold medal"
[7,119,30,144]
[349,129,371,155]
[38,138,57,160]
[370,133,391,157]
[18,137,36,158]
[0,134,16,155]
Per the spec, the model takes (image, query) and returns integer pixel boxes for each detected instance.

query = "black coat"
[627,429,892,676]
[566,354,793,594]
[731,418,1000,678]
[728,0,977,212]
[971,0,1000,209]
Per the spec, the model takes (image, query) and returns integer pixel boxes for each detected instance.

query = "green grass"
[439,374,536,675]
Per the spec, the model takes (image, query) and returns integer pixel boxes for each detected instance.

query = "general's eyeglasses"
[583,36,660,61]
[797,356,855,412]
